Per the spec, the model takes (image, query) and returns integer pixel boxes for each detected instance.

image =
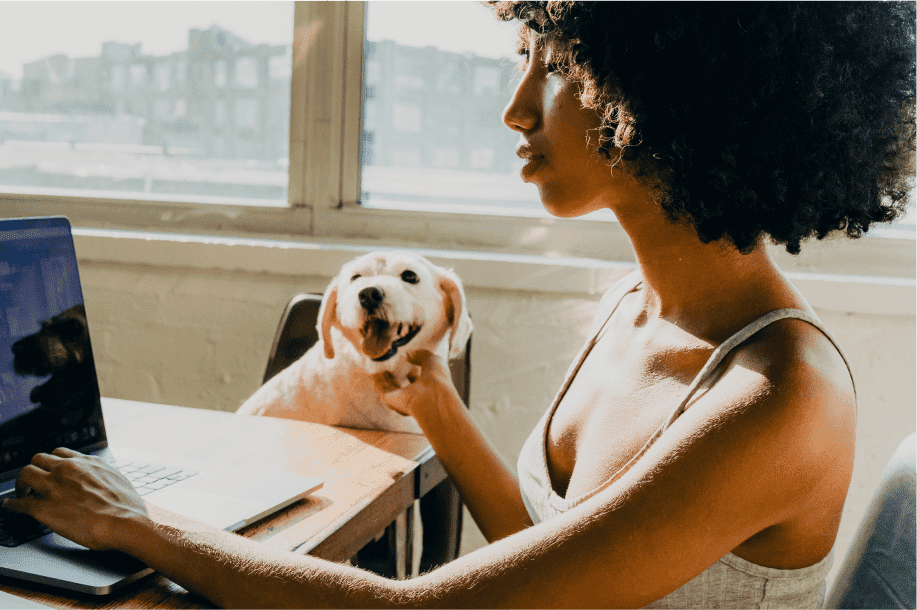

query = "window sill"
[3,190,913,280]
[73,228,915,316]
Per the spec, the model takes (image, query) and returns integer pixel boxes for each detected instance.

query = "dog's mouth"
[361,320,422,362]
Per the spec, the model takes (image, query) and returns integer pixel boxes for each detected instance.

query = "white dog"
[237,251,472,433]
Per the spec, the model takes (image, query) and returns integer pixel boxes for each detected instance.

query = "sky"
[0,1,519,80]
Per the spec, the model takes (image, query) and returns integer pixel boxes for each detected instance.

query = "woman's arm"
[4,337,853,608]
[119,506,408,609]
[375,350,533,543]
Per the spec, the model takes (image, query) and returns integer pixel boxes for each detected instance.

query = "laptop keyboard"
[103,458,199,497]
[0,459,200,548]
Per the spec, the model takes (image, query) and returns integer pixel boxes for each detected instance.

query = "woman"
[5,2,914,607]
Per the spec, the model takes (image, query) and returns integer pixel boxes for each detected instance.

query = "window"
[235,57,259,88]
[110,66,125,90]
[129,64,147,87]
[0,2,293,204]
[154,100,170,120]
[155,63,171,91]
[0,1,909,276]
[214,100,226,128]
[360,1,547,215]
[392,103,421,133]
[214,60,228,88]
[268,52,291,81]
[235,99,258,129]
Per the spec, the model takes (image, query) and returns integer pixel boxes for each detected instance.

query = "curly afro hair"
[486,1,916,254]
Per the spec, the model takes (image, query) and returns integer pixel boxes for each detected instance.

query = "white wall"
[75,233,915,593]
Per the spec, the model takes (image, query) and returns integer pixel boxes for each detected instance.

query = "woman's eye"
[400,270,419,284]
[350,274,361,282]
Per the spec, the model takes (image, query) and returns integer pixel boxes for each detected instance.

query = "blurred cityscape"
[0,26,532,207]
[0,26,908,225]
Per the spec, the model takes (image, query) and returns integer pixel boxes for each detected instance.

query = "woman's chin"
[539,196,604,219]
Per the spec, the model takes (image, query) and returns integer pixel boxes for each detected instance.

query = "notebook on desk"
[0,216,323,595]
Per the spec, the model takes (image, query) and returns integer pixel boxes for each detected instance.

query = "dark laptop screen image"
[0,218,106,479]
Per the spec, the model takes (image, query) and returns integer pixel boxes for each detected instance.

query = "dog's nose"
[358,286,385,311]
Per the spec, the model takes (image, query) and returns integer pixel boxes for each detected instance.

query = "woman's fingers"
[1,448,149,551]
[30,452,65,470]
[51,447,81,458]
[406,349,435,368]
[372,371,401,394]
[2,494,37,516]
[15,464,51,497]
[383,391,412,416]
[371,373,411,415]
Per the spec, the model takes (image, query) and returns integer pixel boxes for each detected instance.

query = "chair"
[825,433,915,609]
[262,293,469,578]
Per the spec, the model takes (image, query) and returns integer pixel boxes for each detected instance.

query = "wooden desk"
[0,398,445,609]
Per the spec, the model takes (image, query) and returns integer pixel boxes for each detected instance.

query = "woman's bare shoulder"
[727,314,855,408]
[704,313,857,502]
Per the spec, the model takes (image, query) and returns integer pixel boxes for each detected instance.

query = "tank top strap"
[658,308,857,435]
[593,271,645,343]
[547,271,644,415]
[552,306,858,508]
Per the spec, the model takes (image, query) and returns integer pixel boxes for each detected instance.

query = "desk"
[0,398,447,609]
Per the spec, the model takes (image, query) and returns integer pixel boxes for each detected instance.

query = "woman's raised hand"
[372,349,456,420]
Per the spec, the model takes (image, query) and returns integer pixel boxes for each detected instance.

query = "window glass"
[362,2,916,229]
[362,1,554,215]
[0,1,293,204]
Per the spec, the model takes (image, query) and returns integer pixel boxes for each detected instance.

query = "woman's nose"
[502,74,540,133]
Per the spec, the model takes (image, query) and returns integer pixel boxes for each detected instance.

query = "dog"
[237,251,472,433]
[4,303,102,433]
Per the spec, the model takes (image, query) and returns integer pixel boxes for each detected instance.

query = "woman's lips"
[516,145,545,181]
[520,155,545,181]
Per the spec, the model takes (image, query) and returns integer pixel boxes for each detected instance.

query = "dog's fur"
[237,251,472,433]
[3,303,102,433]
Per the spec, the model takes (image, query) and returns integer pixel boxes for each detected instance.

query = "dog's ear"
[317,282,338,360]
[438,268,473,360]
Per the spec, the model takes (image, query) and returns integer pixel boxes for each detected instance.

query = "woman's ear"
[438,269,473,360]
[318,283,338,360]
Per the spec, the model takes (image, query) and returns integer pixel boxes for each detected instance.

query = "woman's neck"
[610,193,787,335]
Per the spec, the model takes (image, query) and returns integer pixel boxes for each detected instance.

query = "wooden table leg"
[394,503,414,580]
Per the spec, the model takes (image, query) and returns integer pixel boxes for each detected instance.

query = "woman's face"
[502,32,623,218]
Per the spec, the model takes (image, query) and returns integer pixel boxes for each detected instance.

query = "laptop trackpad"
[149,487,269,530]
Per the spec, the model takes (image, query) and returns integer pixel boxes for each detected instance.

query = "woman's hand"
[372,349,456,420]
[2,447,149,552]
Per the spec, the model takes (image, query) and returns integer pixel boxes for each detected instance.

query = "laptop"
[0,216,323,594]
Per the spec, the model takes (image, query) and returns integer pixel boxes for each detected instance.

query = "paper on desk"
[0,590,53,609]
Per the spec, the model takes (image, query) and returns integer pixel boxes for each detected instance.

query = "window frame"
[0,1,911,279]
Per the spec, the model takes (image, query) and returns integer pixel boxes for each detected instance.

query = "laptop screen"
[0,217,106,480]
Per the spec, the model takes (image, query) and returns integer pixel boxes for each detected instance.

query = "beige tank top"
[517,271,856,609]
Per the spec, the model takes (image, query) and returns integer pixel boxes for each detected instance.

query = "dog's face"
[318,251,472,365]
[11,304,90,377]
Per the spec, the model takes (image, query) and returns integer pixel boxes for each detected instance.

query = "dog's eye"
[400,270,419,284]
[350,274,361,282]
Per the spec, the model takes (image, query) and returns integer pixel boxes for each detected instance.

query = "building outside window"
[155,63,170,92]
[0,1,909,264]
[213,60,228,88]
[129,64,146,87]
[235,98,258,129]
[0,2,292,203]
[235,57,258,89]
[392,103,421,133]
